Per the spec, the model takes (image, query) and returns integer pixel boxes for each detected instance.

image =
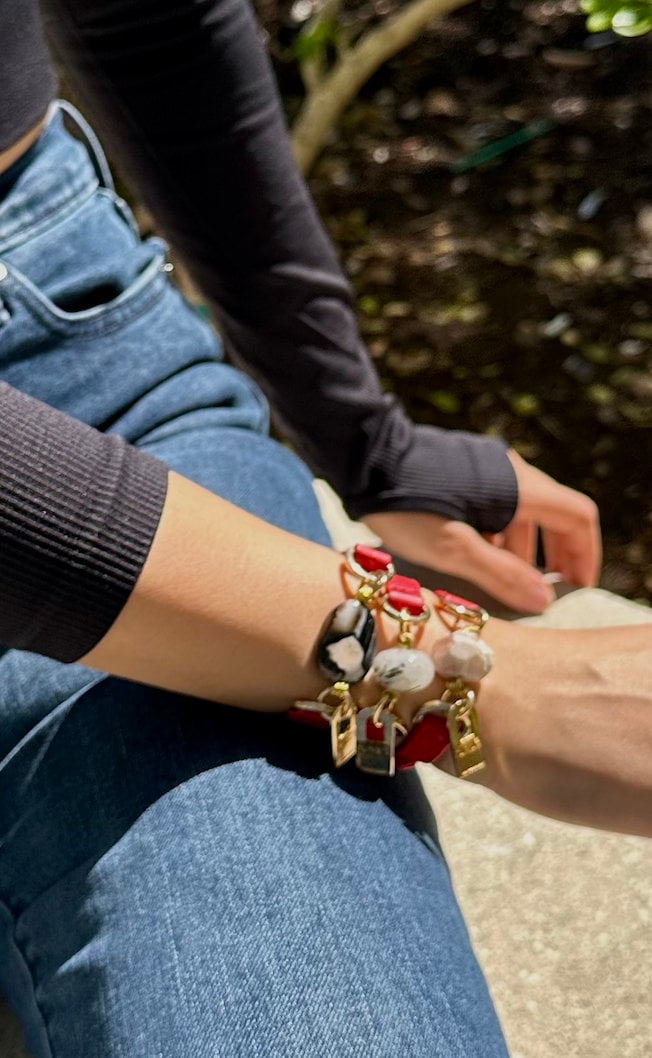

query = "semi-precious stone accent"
[318,599,376,683]
[372,648,435,692]
[432,630,494,681]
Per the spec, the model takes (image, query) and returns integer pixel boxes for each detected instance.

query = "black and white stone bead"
[371,648,435,692]
[317,599,376,683]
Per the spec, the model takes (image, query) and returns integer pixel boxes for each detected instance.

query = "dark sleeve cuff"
[344,419,518,536]
[0,383,168,662]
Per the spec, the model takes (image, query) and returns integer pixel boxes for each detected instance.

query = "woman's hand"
[457,618,652,837]
[363,450,601,614]
[362,594,652,837]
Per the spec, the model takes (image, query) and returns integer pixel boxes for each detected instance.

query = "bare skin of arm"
[0,117,46,173]
[82,471,652,839]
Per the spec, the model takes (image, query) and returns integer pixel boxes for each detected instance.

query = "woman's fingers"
[541,527,600,587]
[363,510,555,612]
[435,521,554,612]
[507,451,602,586]
[501,517,537,566]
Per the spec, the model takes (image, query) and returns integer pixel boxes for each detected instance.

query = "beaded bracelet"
[288,544,493,779]
[401,590,493,778]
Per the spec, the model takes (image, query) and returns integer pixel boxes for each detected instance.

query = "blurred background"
[257,0,652,600]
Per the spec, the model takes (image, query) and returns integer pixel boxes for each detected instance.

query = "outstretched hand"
[363,450,601,613]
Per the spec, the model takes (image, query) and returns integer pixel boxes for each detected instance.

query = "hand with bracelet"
[82,470,652,839]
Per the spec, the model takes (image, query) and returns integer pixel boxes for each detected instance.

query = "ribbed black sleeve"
[42,0,518,534]
[0,382,168,662]
[0,0,57,151]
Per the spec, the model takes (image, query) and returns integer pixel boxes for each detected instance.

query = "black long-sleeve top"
[0,0,517,661]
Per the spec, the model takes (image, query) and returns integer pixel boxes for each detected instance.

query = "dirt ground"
[266,0,652,600]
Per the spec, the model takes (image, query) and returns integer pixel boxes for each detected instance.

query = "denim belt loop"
[56,99,115,193]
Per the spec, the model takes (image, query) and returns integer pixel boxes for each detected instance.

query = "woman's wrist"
[464,620,652,836]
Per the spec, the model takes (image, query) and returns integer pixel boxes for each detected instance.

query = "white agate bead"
[432,630,494,682]
[372,648,435,692]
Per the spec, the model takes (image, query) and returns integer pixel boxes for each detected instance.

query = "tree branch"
[291,0,476,173]
[298,0,344,92]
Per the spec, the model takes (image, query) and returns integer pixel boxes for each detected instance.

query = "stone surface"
[372,646,435,691]
[432,628,494,681]
[318,598,376,683]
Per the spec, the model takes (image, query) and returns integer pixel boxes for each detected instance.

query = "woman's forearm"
[81,471,364,709]
[79,469,455,715]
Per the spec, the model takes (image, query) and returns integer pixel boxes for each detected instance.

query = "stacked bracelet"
[289,544,493,780]
[402,590,493,779]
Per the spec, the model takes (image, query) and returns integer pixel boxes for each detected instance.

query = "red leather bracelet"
[395,709,450,770]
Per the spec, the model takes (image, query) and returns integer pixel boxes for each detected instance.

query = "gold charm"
[315,682,357,768]
[355,703,398,776]
[292,684,356,767]
[446,695,485,779]
[330,699,357,768]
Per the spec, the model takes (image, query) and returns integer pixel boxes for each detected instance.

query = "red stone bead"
[434,589,481,612]
[353,543,393,573]
[286,707,330,730]
[387,574,425,615]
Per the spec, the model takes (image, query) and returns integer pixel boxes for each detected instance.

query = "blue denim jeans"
[0,105,509,1058]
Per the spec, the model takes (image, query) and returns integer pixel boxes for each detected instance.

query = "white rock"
[325,636,366,683]
[372,648,435,692]
[432,630,494,681]
[330,599,364,633]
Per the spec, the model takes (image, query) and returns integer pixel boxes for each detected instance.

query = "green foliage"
[510,393,541,417]
[581,0,652,36]
[424,390,462,414]
[358,294,381,316]
[290,18,340,62]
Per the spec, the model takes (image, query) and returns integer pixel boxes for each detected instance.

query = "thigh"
[140,417,330,544]
[0,678,508,1058]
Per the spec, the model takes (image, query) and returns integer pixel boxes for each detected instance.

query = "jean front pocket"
[0,238,169,344]
[0,208,227,433]
[0,172,176,339]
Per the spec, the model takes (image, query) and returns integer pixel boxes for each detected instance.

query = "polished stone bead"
[432,630,494,682]
[372,647,435,692]
[317,599,376,683]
